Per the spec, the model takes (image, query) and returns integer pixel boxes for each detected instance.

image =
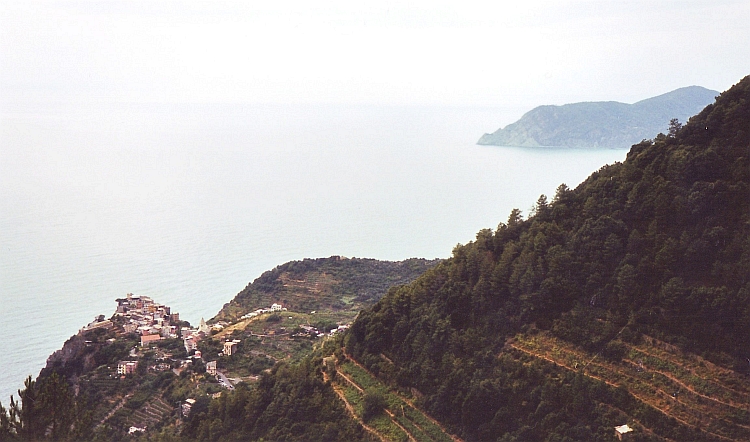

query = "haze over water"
[0,103,627,403]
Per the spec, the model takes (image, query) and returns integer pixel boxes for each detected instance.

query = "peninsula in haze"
[478,85,718,148]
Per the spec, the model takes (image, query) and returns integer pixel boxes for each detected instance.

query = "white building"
[182,398,196,417]
[198,318,211,334]
[223,341,239,356]
[615,424,634,440]
[128,426,146,435]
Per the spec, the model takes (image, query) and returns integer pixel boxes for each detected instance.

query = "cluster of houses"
[295,325,322,337]
[294,323,350,338]
[110,294,193,378]
[329,324,350,336]
[241,303,286,319]
[114,293,181,346]
[182,318,211,354]
[182,318,243,356]
[81,314,114,333]
[108,298,362,428]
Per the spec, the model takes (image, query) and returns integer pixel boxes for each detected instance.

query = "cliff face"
[41,332,101,381]
[478,85,719,148]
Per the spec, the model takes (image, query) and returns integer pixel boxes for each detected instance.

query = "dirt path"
[510,344,619,387]
[330,381,387,442]
[514,340,742,417]
[624,343,750,400]
[597,401,677,442]
[337,371,364,393]
[385,409,417,442]
[510,343,741,442]
[343,349,465,442]
[407,418,437,442]
[622,358,746,410]
[96,392,134,428]
[626,337,731,376]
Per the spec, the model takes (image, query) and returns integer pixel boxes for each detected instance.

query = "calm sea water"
[0,103,627,403]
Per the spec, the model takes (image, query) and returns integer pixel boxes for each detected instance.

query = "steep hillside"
[348,77,749,441]
[214,256,440,323]
[4,76,746,441]
[0,257,437,441]
[478,86,718,148]
[178,77,747,442]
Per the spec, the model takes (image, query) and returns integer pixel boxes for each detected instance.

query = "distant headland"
[478,85,718,149]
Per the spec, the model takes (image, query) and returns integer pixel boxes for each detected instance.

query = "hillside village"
[10,258,432,439]
[63,292,357,436]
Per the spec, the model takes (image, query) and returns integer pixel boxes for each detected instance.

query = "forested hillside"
[181,77,748,441]
[2,76,747,441]
[348,76,749,441]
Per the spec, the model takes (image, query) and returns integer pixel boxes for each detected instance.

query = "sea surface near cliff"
[0,102,626,402]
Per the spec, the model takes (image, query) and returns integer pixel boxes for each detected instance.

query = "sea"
[0,102,628,404]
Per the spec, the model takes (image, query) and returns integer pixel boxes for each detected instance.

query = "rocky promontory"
[478,85,718,148]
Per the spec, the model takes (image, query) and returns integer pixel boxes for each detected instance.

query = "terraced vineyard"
[326,354,461,442]
[509,332,750,441]
[125,396,174,430]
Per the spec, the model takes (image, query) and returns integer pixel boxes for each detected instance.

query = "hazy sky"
[1,1,749,109]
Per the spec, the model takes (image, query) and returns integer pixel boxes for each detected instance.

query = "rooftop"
[615,424,633,434]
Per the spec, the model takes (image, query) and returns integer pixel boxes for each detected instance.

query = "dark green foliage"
[156,337,187,353]
[182,358,370,442]
[246,355,275,375]
[217,256,440,319]
[125,390,151,410]
[0,373,93,441]
[92,340,130,368]
[362,391,387,422]
[313,319,338,333]
[347,76,750,440]
[668,118,683,137]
